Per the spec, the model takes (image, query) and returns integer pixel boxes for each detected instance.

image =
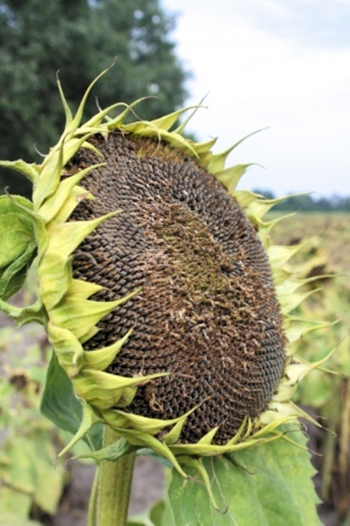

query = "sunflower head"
[0,68,330,475]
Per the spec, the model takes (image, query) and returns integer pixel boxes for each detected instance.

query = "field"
[0,212,349,525]
[270,212,350,526]
[270,212,350,274]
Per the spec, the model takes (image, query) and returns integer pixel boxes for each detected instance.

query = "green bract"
[0,68,332,479]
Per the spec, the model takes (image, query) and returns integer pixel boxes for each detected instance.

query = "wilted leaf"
[0,511,41,526]
[0,486,32,518]
[0,432,65,516]
[0,440,35,495]
[30,431,65,514]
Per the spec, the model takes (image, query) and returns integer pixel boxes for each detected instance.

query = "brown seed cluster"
[69,132,286,444]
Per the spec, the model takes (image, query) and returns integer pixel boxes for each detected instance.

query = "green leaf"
[0,483,32,517]
[128,501,165,526]
[0,195,37,301]
[0,196,35,267]
[40,351,86,433]
[41,351,103,451]
[149,501,166,526]
[165,426,321,526]
[137,449,173,469]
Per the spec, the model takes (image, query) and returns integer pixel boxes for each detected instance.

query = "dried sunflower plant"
[0,69,333,525]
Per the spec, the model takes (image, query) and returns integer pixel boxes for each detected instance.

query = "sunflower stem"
[87,465,99,526]
[89,426,136,526]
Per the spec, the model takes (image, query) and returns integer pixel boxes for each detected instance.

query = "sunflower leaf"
[41,352,103,451]
[165,426,321,526]
[128,500,166,526]
[0,195,37,301]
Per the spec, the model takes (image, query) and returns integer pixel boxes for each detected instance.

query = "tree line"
[0,0,188,197]
[1,0,347,213]
[254,189,350,212]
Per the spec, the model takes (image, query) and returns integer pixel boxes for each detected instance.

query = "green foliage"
[0,195,37,300]
[0,327,66,524]
[128,429,320,526]
[0,0,188,196]
[41,351,103,451]
[128,500,165,526]
[164,428,320,526]
[270,212,350,522]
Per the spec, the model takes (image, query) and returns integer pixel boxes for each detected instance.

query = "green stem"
[88,426,136,526]
[87,465,98,525]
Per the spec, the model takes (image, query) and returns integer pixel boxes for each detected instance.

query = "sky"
[161,0,350,197]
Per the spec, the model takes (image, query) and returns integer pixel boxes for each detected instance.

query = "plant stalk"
[88,426,136,526]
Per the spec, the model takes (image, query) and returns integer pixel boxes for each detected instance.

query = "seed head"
[0,68,330,475]
[69,133,286,444]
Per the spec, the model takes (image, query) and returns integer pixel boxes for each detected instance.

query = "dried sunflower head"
[0,69,330,475]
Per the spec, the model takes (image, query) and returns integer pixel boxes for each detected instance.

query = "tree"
[0,0,188,195]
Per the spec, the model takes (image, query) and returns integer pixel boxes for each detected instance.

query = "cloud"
[163,0,350,195]
[237,0,350,47]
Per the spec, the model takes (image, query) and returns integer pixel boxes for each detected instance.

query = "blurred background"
[1,0,350,208]
[0,1,349,525]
